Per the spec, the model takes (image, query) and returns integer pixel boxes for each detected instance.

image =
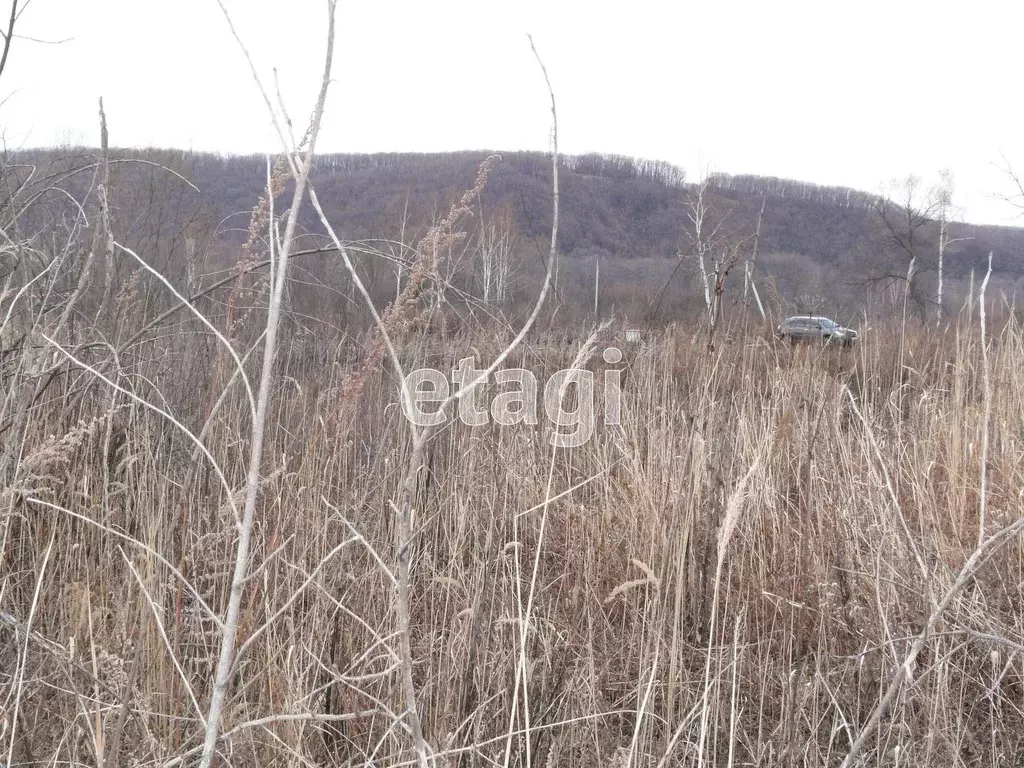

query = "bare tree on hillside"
[934,170,953,323]
[478,204,518,304]
[998,157,1024,217]
[932,169,972,325]
[685,173,723,318]
[742,197,767,321]
[873,175,941,314]
[682,172,745,349]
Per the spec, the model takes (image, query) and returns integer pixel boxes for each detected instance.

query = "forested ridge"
[9,146,1024,321]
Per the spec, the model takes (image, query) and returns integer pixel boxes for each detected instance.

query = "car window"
[786,318,818,331]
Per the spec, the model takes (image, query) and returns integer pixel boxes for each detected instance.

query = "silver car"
[776,316,858,346]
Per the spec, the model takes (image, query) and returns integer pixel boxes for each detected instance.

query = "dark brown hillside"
[8,147,1024,322]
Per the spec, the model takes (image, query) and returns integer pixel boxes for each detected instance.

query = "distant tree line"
[563,153,687,187]
[708,172,881,210]
[6,147,1023,333]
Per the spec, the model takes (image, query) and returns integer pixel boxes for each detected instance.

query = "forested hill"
[183,150,692,261]
[176,149,1023,272]
[11,147,1024,315]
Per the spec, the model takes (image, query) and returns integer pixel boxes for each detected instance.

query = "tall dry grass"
[2,298,1023,765]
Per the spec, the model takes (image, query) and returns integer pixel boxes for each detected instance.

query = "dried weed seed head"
[227,154,295,339]
[18,407,127,482]
[114,268,143,316]
[337,156,501,419]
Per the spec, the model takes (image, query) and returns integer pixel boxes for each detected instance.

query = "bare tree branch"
[0,0,18,82]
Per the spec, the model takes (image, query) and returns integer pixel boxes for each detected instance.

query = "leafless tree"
[686,174,716,314]
[742,196,767,321]
[997,156,1024,217]
[478,205,517,305]
[684,172,743,349]
[873,175,941,315]
[934,170,952,323]
[932,169,972,325]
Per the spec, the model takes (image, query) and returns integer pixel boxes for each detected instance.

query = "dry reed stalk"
[55,100,110,337]
[838,252,1015,768]
[202,155,292,425]
[4,525,56,766]
[335,154,499,422]
[693,454,763,768]
[197,4,335,765]
[503,323,607,768]
[303,35,562,768]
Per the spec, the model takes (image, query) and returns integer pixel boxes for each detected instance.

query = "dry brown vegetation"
[4,8,1024,767]
[3,300,1024,766]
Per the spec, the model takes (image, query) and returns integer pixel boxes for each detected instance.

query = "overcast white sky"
[3,0,1023,226]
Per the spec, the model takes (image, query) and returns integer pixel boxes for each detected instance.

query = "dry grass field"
[3,307,1024,766]
[3,9,1024,765]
